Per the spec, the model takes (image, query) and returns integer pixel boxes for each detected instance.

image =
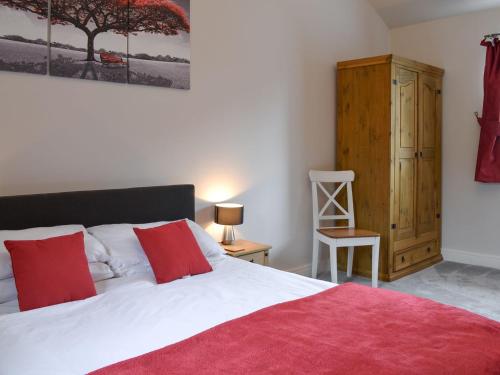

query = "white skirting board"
[286,263,312,277]
[442,248,500,270]
[287,249,500,277]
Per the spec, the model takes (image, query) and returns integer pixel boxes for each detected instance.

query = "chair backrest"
[309,170,355,230]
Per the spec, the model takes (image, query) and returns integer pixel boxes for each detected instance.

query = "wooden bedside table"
[222,240,271,266]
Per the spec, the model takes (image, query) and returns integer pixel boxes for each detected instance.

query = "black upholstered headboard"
[0,185,195,230]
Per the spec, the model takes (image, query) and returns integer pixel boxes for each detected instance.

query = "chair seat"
[318,228,380,239]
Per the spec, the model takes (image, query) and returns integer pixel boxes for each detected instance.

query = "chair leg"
[371,237,380,288]
[312,237,319,279]
[329,244,338,284]
[347,246,354,278]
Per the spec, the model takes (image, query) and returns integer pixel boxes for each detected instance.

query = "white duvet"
[0,256,332,375]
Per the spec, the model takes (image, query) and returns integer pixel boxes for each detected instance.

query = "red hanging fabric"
[475,37,500,182]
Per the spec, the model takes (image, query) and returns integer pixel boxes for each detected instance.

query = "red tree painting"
[0,0,48,74]
[1,0,189,61]
[128,0,191,88]
[1,0,190,87]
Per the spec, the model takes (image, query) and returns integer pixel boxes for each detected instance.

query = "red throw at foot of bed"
[92,283,500,375]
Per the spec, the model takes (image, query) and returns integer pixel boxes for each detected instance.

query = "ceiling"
[368,0,500,28]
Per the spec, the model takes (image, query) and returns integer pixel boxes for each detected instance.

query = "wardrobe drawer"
[394,242,439,272]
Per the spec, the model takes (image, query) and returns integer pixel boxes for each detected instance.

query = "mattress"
[0,256,333,374]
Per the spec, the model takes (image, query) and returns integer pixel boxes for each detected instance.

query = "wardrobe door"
[394,67,418,242]
[417,74,441,238]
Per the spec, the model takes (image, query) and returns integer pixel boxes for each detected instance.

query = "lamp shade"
[214,203,244,226]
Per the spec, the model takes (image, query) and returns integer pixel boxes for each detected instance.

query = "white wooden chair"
[309,170,380,287]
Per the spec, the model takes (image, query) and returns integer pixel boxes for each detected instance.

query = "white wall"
[0,0,389,271]
[391,8,500,269]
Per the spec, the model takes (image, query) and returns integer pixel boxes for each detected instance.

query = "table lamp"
[214,203,244,245]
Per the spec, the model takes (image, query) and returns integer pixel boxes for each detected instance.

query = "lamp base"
[222,225,236,245]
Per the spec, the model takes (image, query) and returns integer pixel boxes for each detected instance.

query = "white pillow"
[89,262,115,282]
[0,278,16,304]
[88,219,225,276]
[0,262,114,304]
[0,225,109,280]
[88,222,166,276]
[186,220,226,259]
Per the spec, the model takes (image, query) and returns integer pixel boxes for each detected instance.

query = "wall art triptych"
[0,0,190,89]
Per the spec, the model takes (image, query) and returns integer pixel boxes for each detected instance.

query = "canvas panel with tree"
[49,0,129,83]
[0,0,48,75]
[128,0,190,89]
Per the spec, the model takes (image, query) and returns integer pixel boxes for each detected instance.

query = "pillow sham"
[0,278,16,305]
[0,225,108,280]
[5,232,97,311]
[134,221,213,283]
[0,262,114,304]
[88,220,224,276]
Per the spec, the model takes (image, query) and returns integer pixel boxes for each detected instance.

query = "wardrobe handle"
[401,256,406,263]
[427,247,431,253]
[420,151,423,158]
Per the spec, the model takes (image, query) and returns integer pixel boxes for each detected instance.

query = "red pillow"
[134,221,212,284]
[4,232,97,311]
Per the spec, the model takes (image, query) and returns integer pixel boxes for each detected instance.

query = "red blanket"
[92,283,500,375]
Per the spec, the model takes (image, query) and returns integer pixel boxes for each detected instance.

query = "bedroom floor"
[318,261,500,322]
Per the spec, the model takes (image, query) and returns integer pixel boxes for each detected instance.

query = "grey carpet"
[318,261,500,322]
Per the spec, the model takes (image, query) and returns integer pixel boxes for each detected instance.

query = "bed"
[0,185,499,375]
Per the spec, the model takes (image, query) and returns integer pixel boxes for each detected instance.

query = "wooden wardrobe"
[336,55,444,281]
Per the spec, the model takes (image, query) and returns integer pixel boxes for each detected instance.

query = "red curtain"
[475,37,500,182]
